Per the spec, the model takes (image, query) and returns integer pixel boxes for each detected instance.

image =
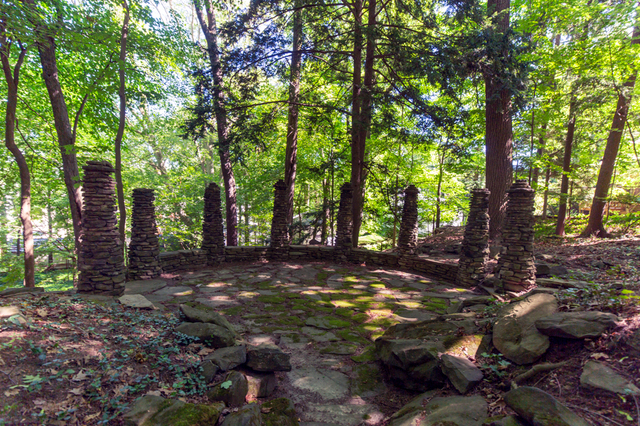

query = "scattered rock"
[246,343,291,371]
[440,354,484,394]
[626,328,640,355]
[580,361,640,395]
[119,294,156,310]
[504,386,590,426]
[206,345,247,371]
[484,415,527,426]
[493,293,557,364]
[179,303,237,335]
[244,369,277,398]
[302,402,384,425]
[535,312,618,339]
[319,343,358,355]
[208,370,248,407]
[200,359,219,382]
[261,398,299,426]
[0,305,20,318]
[175,322,236,348]
[124,395,224,426]
[549,265,568,276]
[125,279,167,295]
[220,402,261,426]
[535,262,551,277]
[389,394,487,426]
[376,339,441,371]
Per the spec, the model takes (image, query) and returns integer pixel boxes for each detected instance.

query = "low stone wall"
[156,244,458,283]
[159,250,208,273]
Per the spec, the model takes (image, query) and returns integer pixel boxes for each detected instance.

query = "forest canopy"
[1,0,639,287]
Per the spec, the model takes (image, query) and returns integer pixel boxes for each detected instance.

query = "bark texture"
[555,96,576,236]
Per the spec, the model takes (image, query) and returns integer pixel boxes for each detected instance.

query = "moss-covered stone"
[257,295,286,304]
[150,401,224,426]
[351,346,377,363]
[262,398,299,426]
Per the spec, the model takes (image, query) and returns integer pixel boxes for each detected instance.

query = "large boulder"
[376,338,445,391]
[175,322,236,348]
[246,343,291,372]
[207,370,248,407]
[440,354,483,394]
[493,293,557,365]
[504,386,590,426]
[220,403,262,426]
[389,394,487,426]
[179,304,237,336]
[205,345,247,371]
[535,312,618,339]
[124,395,224,426]
[580,361,640,395]
[244,369,277,398]
[261,398,299,426]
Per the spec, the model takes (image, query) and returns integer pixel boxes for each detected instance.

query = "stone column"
[268,180,290,260]
[397,185,420,255]
[128,189,162,280]
[78,161,126,295]
[335,183,353,255]
[456,188,490,287]
[496,180,537,292]
[202,183,225,265]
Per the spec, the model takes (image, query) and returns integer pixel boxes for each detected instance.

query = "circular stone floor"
[124,261,484,425]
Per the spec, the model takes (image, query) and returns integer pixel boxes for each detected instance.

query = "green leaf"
[220,380,232,389]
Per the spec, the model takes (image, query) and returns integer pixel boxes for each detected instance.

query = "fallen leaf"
[72,371,90,381]
[4,389,19,397]
[33,399,47,406]
[36,308,48,318]
[591,353,609,360]
[68,388,83,395]
[85,413,100,421]
[146,390,162,396]
[0,355,5,366]
[197,348,215,356]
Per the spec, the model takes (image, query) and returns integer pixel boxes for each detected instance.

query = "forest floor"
[0,230,639,425]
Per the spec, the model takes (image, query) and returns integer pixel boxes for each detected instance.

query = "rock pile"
[128,189,162,281]
[457,188,490,288]
[335,183,353,256]
[495,180,536,292]
[397,185,419,255]
[77,161,126,295]
[202,183,225,265]
[268,180,290,261]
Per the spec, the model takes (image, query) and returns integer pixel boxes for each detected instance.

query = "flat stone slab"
[394,309,437,323]
[118,294,156,309]
[124,279,167,295]
[301,327,340,342]
[287,367,350,401]
[302,403,384,426]
[152,286,193,297]
[580,361,640,395]
[195,296,240,308]
[319,343,358,355]
[305,316,350,330]
[0,306,21,318]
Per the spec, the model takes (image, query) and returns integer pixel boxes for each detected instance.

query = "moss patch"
[351,346,377,363]
[151,401,224,426]
[257,295,286,304]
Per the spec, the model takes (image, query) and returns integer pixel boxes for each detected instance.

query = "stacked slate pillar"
[456,188,490,287]
[397,185,420,255]
[268,180,290,260]
[202,183,225,265]
[335,183,353,257]
[128,189,162,280]
[78,161,126,295]
[495,180,537,292]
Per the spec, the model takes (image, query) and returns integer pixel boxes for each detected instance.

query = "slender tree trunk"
[531,120,547,189]
[484,0,513,240]
[115,0,130,255]
[47,189,53,265]
[1,28,35,287]
[555,96,577,236]
[581,22,639,238]
[542,166,551,220]
[284,0,303,226]
[350,0,364,247]
[37,35,83,264]
[194,0,238,246]
[436,149,445,229]
[321,178,329,244]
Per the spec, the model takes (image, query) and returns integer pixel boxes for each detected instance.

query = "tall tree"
[484,0,513,240]
[0,20,35,287]
[194,0,238,246]
[555,95,577,236]
[115,0,130,254]
[284,0,303,226]
[580,20,639,238]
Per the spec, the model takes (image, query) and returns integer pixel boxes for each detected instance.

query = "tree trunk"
[580,23,639,238]
[1,29,35,287]
[484,0,513,240]
[194,0,238,246]
[321,178,329,244]
[436,149,445,229]
[555,96,577,236]
[531,120,547,189]
[542,166,550,220]
[284,0,303,226]
[37,35,83,263]
[115,0,130,256]
[47,189,53,265]
[350,0,364,247]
